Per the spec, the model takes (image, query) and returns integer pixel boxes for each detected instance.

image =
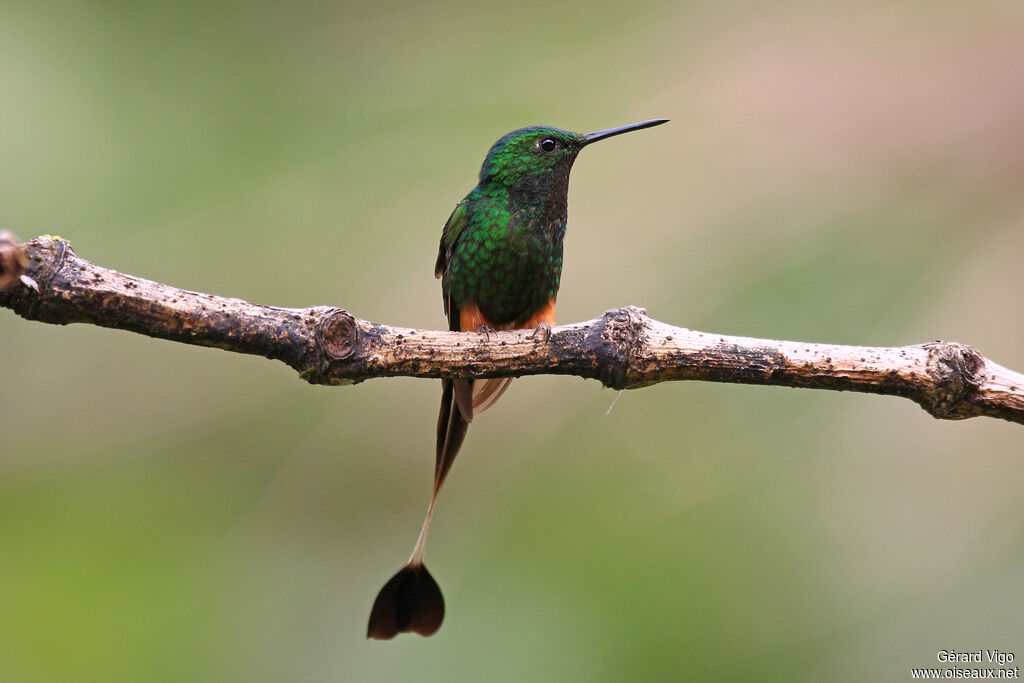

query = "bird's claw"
[476,325,497,341]
[528,322,552,343]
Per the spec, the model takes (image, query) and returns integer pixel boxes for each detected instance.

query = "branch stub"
[320,310,358,359]
[923,341,984,419]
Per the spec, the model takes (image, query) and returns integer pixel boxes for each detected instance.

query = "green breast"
[443,191,565,326]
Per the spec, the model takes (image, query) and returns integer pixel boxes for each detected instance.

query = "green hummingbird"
[367,118,669,639]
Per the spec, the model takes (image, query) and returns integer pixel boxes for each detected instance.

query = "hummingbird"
[366,118,669,639]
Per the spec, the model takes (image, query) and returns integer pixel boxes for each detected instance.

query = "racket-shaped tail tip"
[367,562,445,640]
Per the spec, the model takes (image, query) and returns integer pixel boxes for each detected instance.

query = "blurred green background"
[2,1,1023,681]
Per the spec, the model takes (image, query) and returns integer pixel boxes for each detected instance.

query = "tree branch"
[3,235,1023,425]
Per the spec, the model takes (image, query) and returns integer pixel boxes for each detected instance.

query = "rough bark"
[3,235,1022,425]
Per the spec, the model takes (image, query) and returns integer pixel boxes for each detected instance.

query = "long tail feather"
[369,298,531,638]
[366,562,444,639]
[367,378,469,639]
[437,379,471,490]
[452,378,474,425]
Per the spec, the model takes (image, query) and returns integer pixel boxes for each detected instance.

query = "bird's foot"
[476,324,497,341]
[528,322,552,343]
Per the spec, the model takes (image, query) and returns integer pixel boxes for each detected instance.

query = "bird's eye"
[539,138,558,153]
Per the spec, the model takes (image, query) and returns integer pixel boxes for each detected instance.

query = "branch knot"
[923,341,984,419]
[598,306,649,389]
[319,309,358,360]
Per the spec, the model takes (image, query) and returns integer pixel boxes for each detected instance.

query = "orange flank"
[458,298,556,332]
[456,297,556,415]
[459,302,493,332]
[522,297,556,329]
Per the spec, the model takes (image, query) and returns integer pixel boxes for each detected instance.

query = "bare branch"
[3,236,1022,425]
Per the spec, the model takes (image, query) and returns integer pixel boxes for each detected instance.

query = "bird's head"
[478,119,668,194]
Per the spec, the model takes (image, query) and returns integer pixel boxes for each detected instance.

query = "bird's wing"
[433,198,474,497]
[433,196,510,420]
[434,198,477,421]
[434,198,468,281]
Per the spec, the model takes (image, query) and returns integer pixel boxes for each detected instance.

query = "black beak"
[583,118,669,146]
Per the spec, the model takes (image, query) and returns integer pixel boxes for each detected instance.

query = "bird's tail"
[366,561,444,639]
[366,378,470,639]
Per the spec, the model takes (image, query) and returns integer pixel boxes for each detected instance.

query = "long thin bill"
[583,118,669,145]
